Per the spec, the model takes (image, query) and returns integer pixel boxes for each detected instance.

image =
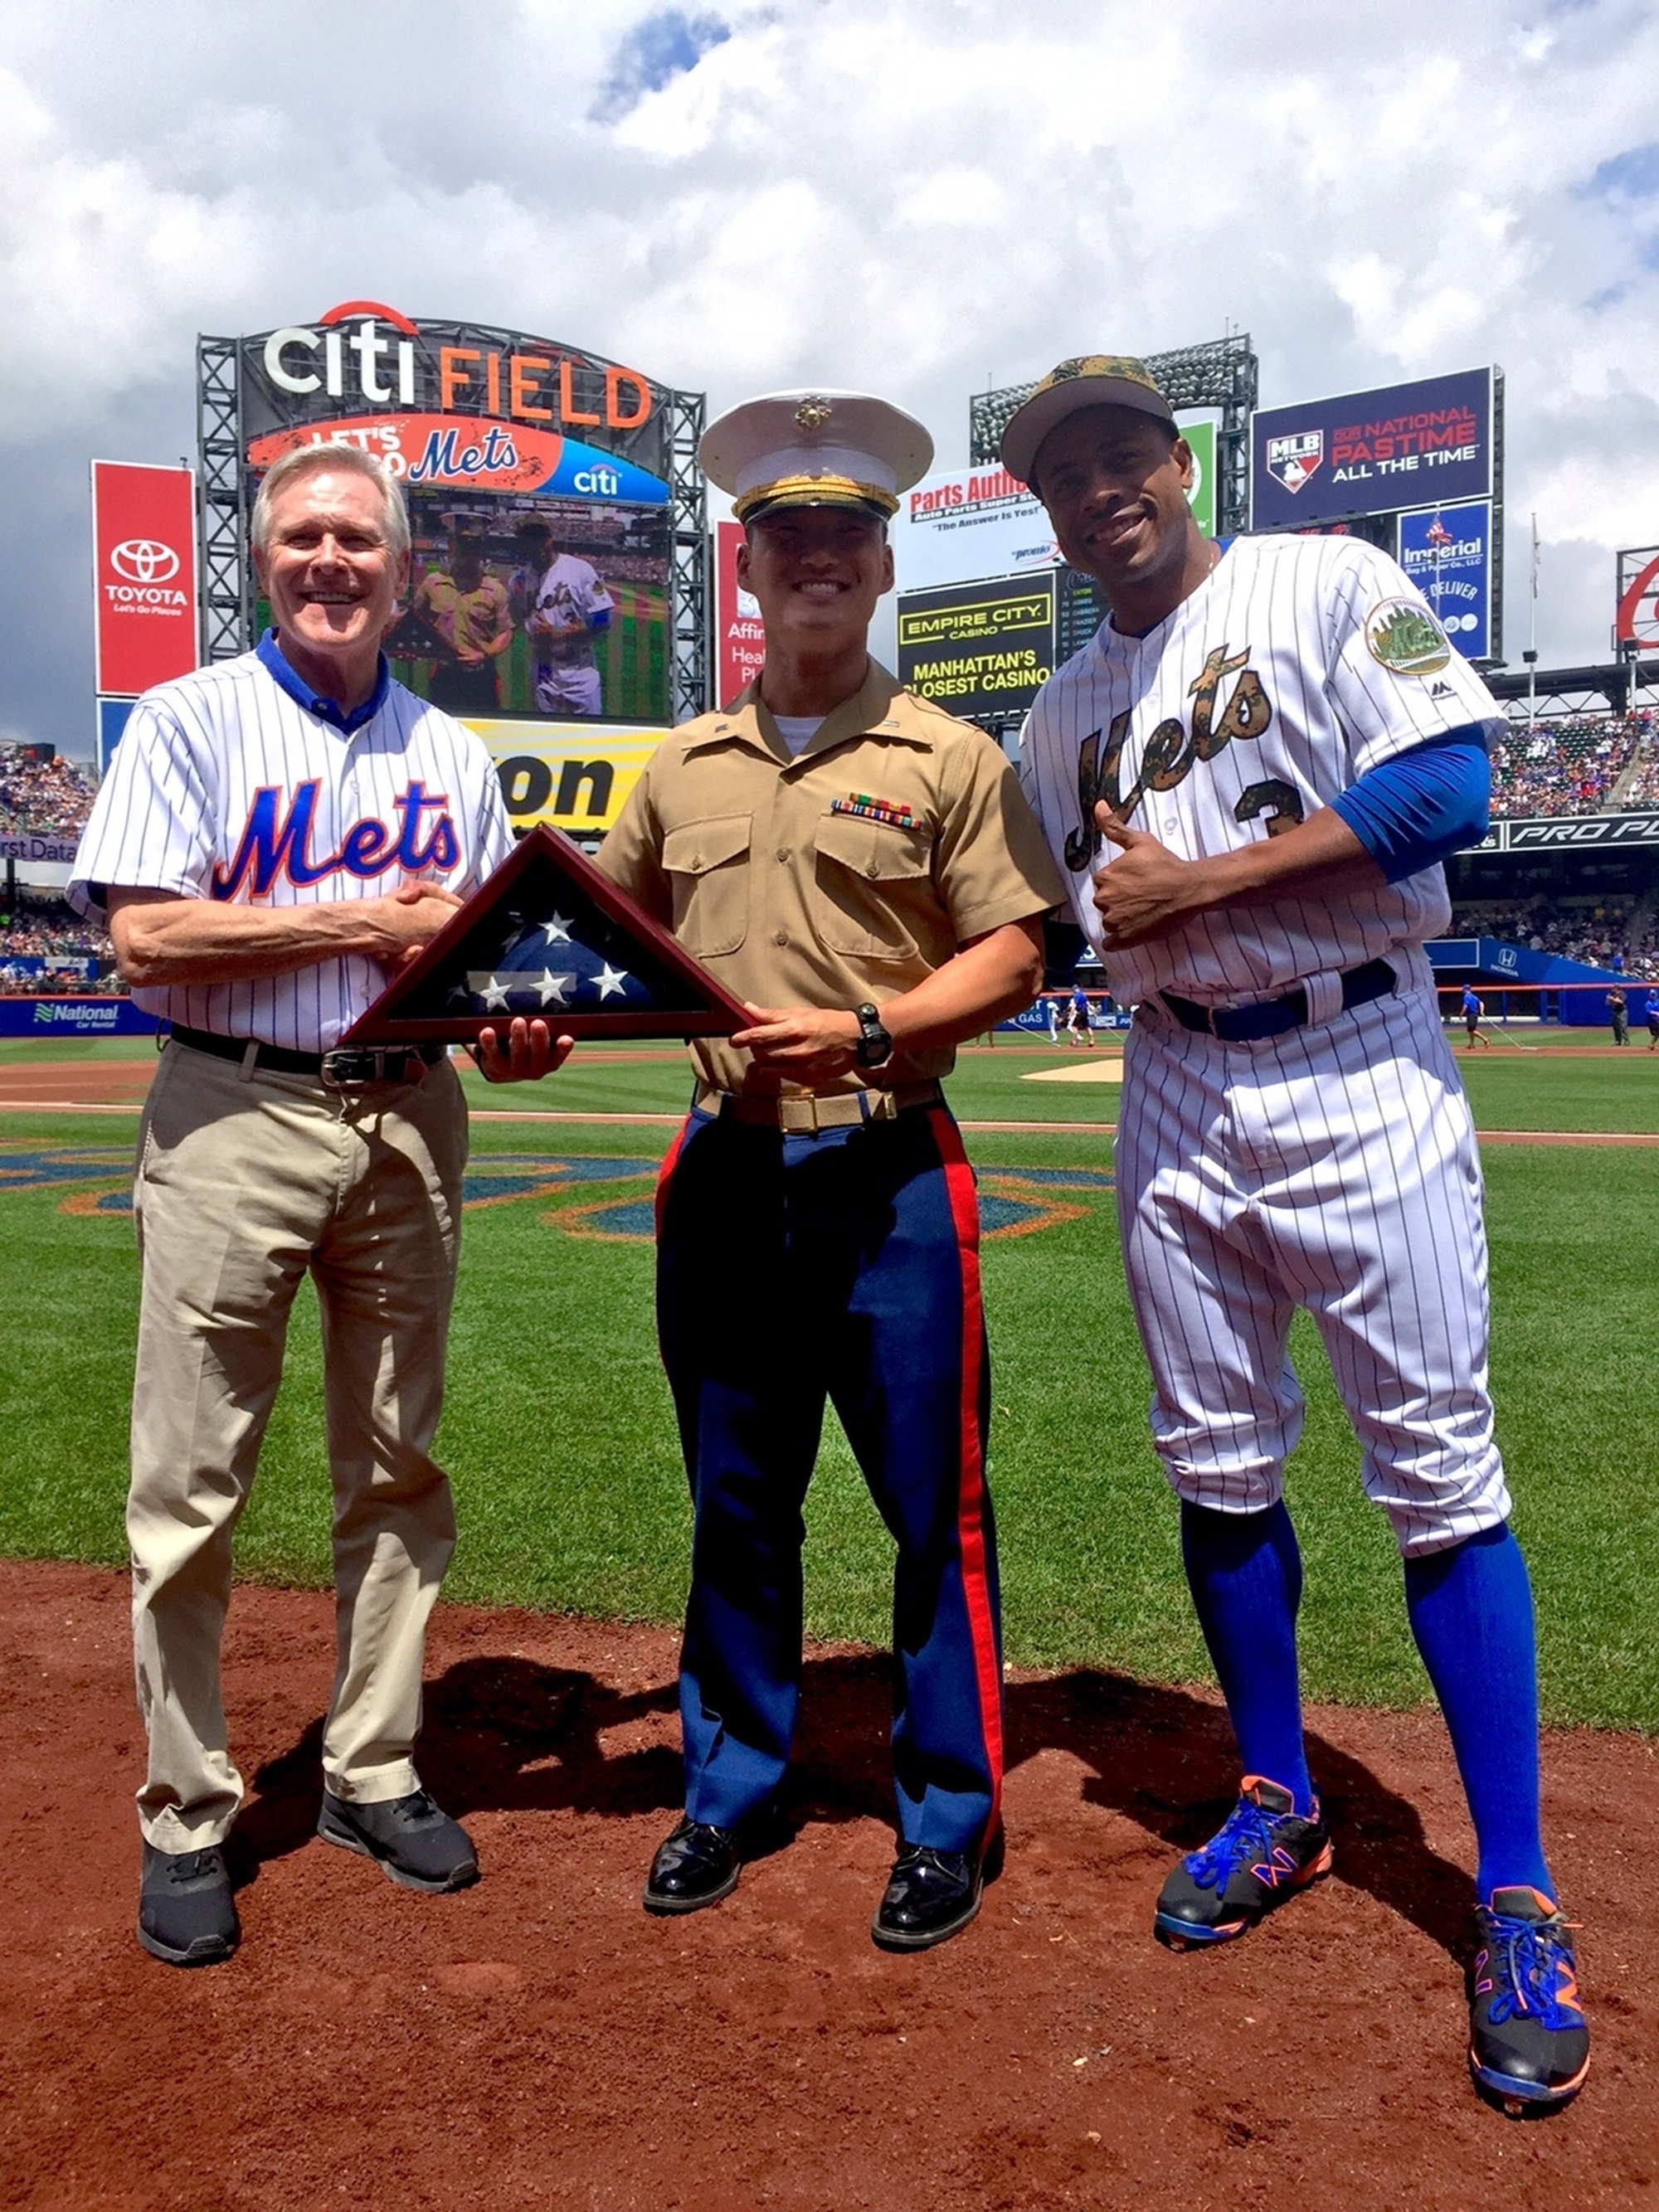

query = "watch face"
[856,1017,893,1067]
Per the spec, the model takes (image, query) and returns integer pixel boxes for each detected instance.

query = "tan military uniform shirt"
[596,660,1066,1096]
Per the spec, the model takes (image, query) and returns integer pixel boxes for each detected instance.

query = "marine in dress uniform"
[596,390,1065,1948]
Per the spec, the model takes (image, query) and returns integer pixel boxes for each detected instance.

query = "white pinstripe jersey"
[1017,534,1505,1006]
[69,647,513,1052]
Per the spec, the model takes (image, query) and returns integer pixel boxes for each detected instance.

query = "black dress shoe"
[872,1845,984,1952]
[317,1787,479,1894]
[643,1816,742,1915]
[138,1841,240,1967]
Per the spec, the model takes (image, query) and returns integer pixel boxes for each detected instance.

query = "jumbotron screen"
[240,304,676,725]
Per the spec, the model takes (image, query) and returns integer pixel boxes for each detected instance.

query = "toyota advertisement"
[90,460,200,697]
[236,304,679,724]
[1251,367,1496,531]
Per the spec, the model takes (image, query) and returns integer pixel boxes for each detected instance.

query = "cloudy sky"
[2,0,1656,756]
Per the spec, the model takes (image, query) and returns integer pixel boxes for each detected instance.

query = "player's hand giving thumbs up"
[1090,802,1210,946]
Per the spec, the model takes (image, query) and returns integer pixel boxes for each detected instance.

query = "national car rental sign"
[90,460,200,697]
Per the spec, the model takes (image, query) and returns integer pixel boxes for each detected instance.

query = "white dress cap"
[701,390,935,521]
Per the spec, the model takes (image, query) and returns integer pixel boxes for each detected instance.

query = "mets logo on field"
[1365,598,1452,677]
[1265,429,1322,495]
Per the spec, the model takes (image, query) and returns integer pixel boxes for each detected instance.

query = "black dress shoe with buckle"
[138,1841,240,1967]
[317,1787,479,1894]
[643,1816,743,1915]
[872,1844,984,1952]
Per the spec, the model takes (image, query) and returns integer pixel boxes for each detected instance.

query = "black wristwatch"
[853,1003,894,1069]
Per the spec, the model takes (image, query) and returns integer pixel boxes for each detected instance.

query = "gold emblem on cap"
[793,396,834,431]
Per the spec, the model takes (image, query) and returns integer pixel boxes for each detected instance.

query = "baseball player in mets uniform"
[596,390,1064,1950]
[513,521,614,716]
[1008,357,1588,2112]
[70,443,562,1969]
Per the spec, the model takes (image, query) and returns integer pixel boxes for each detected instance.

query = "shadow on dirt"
[233,1648,1474,1958]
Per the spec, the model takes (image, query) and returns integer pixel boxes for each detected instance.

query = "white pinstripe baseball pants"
[1114,975,1510,1558]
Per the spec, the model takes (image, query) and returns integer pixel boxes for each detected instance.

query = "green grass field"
[2,1033,1656,1730]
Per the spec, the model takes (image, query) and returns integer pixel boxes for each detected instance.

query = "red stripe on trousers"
[927,1105,1004,1834]
[652,1116,693,1361]
[654,1116,692,1242]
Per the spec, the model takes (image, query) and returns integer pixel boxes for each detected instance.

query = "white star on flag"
[534,970,575,1006]
[479,975,511,1011]
[536,914,574,946]
[593,963,630,1000]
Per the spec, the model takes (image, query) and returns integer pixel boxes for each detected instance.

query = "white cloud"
[0,0,1657,749]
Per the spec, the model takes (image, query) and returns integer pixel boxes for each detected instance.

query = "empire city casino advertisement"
[238,303,681,829]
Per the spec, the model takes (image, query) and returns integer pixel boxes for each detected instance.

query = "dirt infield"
[1,1562,1652,2210]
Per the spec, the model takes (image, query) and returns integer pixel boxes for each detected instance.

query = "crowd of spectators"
[1617,738,1659,809]
[0,892,114,989]
[1487,712,1653,819]
[1449,894,1659,979]
[0,746,97,836]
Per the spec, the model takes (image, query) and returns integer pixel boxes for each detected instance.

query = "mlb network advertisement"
[1251,368,1494,531]
[1397,501,1492,661]
[241,304,676,724]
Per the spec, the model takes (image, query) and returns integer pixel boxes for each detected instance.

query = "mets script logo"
[1066,644,1296,872]
[110,539,181,584]
[211,780,460,900]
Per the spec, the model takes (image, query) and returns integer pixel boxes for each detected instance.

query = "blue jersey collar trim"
[257,629,390,734]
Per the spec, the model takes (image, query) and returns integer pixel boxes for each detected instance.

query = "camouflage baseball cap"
[999,356,1175,487]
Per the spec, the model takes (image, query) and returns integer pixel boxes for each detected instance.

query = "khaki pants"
[129,1040,467,1850]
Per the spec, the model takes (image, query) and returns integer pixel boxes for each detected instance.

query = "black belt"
[169,1025,447,1089]
[1161,959,1398,1043]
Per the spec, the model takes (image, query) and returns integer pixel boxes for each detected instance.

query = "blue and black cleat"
[1469,1886,1590,2115]
[1154,1775,1333,1949]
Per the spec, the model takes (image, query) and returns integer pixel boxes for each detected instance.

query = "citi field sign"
[228,303,684,726]
[241,302,671,503]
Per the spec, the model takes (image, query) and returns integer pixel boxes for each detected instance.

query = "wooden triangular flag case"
[341,824,751,1045]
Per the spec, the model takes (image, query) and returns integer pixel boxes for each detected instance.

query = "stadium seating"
[0,746,96,837]
[1449,894,1659,980]
[1487,711,1652,819]
[0,893,113,982]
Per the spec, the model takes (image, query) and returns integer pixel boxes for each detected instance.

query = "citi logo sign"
[265,301,420,405]
[260,300,654,431]
[111,539,181,584]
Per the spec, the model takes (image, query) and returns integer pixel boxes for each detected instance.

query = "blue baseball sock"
[1180,1499,1315,1817]
[1403,1520,1554,1903]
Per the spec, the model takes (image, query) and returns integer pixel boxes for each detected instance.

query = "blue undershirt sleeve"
[1329,726,1490,883]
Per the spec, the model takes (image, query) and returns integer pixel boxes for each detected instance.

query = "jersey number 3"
[1063,644,1297,870]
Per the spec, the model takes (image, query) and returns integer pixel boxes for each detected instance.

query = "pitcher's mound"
[1022,1060,1123,1083]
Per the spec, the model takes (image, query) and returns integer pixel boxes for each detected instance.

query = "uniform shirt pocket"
[661,813,753,955]
[813,813,935,960]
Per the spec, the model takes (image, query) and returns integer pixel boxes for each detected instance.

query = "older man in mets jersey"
[70,443,557,1969]
[1008,357,1588,2113]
